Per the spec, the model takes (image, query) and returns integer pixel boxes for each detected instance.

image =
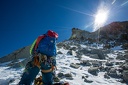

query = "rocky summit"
[70,21,128,49]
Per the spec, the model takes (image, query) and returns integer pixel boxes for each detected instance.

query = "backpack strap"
[30,39,37,55]
[30,35,46,55]
[34,35,46,52]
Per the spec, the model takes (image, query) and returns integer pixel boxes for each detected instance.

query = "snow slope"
[0,43,127,85]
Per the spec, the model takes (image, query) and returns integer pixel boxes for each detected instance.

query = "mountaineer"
[19,30,58,85]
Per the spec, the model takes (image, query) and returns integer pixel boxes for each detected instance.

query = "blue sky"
[0,0,128,57]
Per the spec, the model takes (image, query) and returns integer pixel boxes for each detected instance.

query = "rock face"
[0,46,31,68]
[0,46,31,63]
[99,21,128,41]
[70,28,95,40]
[70,21,128,45]
[70,28,99,41]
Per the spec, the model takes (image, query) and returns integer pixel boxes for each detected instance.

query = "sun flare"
[94,8,109,31]
[95,10,108,25]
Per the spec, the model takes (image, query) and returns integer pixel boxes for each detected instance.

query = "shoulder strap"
[30,35,45,55]
[30,39,37,55]
[34,35,45,50]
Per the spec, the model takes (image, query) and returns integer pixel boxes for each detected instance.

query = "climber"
[19,30,58,85]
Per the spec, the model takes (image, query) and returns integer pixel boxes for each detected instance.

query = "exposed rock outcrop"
[0,46,31,63]
[70,21,128,45]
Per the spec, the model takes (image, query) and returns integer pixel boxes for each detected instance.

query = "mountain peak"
[70,21,128,43]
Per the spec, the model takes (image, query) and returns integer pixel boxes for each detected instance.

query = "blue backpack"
[30,30,58,57]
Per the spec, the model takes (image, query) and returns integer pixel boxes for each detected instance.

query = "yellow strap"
[30,39,37,55]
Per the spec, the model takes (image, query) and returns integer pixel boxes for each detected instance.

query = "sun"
[94,9,109,31]
[95,9,108,25]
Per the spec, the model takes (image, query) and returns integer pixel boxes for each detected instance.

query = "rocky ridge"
[70,21,128,49]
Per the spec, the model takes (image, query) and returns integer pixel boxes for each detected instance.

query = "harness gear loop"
[33,53,56,73]
[38,53,47,63]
